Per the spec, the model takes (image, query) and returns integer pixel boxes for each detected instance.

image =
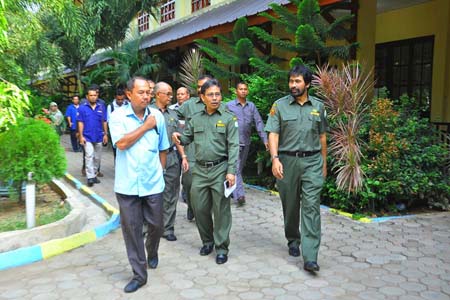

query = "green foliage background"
[0,118,67,184]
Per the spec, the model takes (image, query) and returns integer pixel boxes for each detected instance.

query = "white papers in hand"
[224,180,236,198]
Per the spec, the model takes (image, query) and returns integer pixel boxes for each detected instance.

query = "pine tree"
[195,17,255,80]
[249,0,358,76]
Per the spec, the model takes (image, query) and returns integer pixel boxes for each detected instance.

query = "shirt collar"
[233,99,248,107]
[289,95,312,106]
[125,103,150,119]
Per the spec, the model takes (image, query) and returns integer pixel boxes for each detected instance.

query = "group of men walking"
[68,64,328,294]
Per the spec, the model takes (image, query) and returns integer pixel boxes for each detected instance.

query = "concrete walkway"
[0,134,449,300]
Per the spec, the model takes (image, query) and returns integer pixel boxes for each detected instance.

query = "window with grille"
[160,0,175,23]
[375,36,434,116]
[192,0,210,13]
[138,11,149,33]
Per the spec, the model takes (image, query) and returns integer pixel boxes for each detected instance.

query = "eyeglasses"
[159,92,173,97]
[205,92,221,98]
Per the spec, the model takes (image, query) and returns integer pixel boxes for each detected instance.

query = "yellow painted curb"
[80,185,95,195]
[103,203,119,215]
[40,230,97,259]
[329,208,372,223]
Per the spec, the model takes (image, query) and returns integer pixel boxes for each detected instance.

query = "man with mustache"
[265,65,328,273]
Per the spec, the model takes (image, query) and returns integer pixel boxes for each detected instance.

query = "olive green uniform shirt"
[150,104,180,151]
[265,95,328,151]
[176,97,205,162]
[179,105,239,175]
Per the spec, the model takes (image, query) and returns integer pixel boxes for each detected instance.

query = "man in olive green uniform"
[265,65,328,273]
[173,79,239,265]
[151,82,188,241]
[176,75,212,221]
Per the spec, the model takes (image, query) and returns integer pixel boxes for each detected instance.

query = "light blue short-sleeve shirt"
[109,105,170,197]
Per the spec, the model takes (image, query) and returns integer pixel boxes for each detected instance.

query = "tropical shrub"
[0,80,31,132]
[0,118,67,187]
[322,95,450,213]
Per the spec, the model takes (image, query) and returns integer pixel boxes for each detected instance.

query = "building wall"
[375,0,450,122]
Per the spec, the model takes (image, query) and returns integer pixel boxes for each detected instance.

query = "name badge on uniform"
[310,109,320,116]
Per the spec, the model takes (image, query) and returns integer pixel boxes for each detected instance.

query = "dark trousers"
[69,129,80,151]
[116,192,163,283]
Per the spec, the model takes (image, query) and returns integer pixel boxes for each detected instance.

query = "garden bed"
[0,183,69,233]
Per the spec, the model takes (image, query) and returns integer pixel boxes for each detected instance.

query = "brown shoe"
[237,197,246,206]
[97,171,104,177]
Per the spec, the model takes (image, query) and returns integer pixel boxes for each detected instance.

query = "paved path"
[0,135,449,300]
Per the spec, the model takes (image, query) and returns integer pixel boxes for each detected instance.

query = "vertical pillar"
[356,0,376,99]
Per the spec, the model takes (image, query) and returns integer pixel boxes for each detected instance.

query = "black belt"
[280,150,320,157]
[196,157,227,168]
[168,147,177,153]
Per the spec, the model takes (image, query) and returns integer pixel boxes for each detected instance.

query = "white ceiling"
[377,0,433,13]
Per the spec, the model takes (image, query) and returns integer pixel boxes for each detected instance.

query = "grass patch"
[0,201,70,233]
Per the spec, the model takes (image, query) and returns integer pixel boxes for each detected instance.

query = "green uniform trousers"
[163,151,181,235]
[181,161,195,213]
[190,161,232,255]
[277,153,323,262]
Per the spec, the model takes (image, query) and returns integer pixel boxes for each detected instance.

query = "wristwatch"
[272,155,279,160]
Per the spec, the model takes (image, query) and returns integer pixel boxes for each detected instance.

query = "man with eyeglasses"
[176,75,213,221]
[151,82,189,242]
[173,79,239,265]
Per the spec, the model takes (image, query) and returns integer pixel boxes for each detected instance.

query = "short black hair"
[198,74,213,82]
[200,79,221,95]
[236,81,248,88]
[116,88,125,96]
[86,86,98,94]
[126,76,148,91]
[288,65,313,85]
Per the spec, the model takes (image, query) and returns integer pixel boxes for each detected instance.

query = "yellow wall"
[376,0,450,122]
[356,0,376,99]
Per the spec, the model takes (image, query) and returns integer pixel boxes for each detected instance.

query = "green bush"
[322,95,450,213]
[0,118,67,186]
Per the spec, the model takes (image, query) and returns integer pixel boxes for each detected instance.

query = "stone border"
[0,173,120,271]
[245,184,415,223]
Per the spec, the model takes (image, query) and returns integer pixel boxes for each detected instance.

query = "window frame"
[375,35,434,116]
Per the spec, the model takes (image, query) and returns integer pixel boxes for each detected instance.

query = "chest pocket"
[282,114,297,122]
[308,114,321,133]
[215,126,226,134]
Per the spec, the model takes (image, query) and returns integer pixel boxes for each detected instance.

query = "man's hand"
[272,158,284,179]
[103,134,108,145]
[79,135,86,145]
[172,132,181,145]
[226,174,235,187]
[181,157,189,173]
[143,115,156,131]
[322,164,327,178]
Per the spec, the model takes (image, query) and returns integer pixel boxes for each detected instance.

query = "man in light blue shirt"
[109,77,169,293]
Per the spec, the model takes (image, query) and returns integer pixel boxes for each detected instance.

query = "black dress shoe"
[124,279,146,293]
[92,177,101,184]
[304,261,320,272]
[187,208,194,221]
[288,246,300,257]
[216,254,228,264]
[87,178,94,187]
[148,255,158,269]
[199,245,213,256]
[163,233,177,241]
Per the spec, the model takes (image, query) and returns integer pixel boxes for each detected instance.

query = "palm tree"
[96,36,160,87]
